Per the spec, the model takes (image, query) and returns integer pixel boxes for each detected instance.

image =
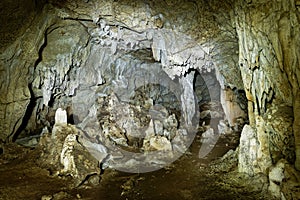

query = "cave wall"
[0,0,46,51]
[0,0,243,142]
[0,0,51,142]
[235,0,300,173]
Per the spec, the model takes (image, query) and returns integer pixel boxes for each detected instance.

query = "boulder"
[269,159,300,200]
[149,136,172,151]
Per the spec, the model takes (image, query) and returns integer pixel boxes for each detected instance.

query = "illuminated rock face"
[220,88,247,127]
[0,0,241,142]
[235,0,300,173]
[0,0,299,196]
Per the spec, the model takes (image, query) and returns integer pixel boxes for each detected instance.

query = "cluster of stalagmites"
[95,91,196,171]
[33,90,236,186]
[98,92,179,151]
[34,93,185,185]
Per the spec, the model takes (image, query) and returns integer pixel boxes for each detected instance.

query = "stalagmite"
[54,108,67,125]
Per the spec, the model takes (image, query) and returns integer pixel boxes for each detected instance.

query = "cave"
[0,0,299,199]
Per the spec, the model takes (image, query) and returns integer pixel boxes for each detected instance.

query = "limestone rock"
[54,108,67,125]
[221,171,269,196]
[269,159,300,200]
[41,195,52,200]
[0,2,298,199]
[15,135,39,148]
[235,0,300,179]
[145,119,155,139]
[149,136,172,151]
[269,159,286,199]
[153,120,164,136]
[163,114,178,140]
[209,149,238,173]
[217,120,232,135]
[255,116,273,174]
[78,135,108,162]
[265,105,295,164]
[200,110,211,120]
[293,90,300,171]
[0,0,228,144]
[220,88,247,127]
[238,125,259,176]
[179,71,196,126]
[60,133,78,176]
[0,5,56,141]
[37,124,103,186]
[0,0,44,51]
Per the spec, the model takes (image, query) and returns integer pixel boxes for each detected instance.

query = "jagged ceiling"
[0,0,243,142]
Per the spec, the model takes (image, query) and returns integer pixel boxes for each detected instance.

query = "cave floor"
[0,134,273,200]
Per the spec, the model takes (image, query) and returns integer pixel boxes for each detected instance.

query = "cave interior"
[0,0,300,199]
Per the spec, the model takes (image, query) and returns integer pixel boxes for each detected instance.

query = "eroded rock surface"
[235,0,300,174]
[37,123,107,187]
